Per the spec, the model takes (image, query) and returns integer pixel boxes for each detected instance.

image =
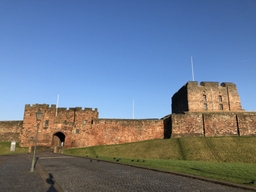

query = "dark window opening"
[76,129,79,134]
[219,104,223,110]
[203,95,207,102]
[204,103,208,110]
[219,95,222,102]
[45,120,49,127]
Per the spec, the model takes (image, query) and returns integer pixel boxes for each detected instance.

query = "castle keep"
[166,82,255,138]
[172,81,242,113]
[0,81,255,148]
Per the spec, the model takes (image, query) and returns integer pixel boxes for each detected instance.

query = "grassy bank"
[64,136,256,186]
[64,136,256,163]
[0,142,28,155]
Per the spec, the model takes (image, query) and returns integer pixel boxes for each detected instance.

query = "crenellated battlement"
[199,81,219,87]
[186,81,237,88]
[25,104,98,112]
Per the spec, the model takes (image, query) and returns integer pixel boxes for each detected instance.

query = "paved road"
[0,155,46,192]
[0,153,255,192]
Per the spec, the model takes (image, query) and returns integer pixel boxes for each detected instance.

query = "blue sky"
[1,0,256,120]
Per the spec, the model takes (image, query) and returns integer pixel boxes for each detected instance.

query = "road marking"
[39,156,76,160]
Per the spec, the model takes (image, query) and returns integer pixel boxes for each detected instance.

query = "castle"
[0,81,255,148]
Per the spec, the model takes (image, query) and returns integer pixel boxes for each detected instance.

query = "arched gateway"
[52,132,65,147]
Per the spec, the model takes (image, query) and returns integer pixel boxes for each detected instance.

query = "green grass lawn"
[0,141,28,155]
[64,136,256,186]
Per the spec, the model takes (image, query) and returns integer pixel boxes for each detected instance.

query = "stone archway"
[52,132,65,147]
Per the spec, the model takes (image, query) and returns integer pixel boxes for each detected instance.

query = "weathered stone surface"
[172,81,243,113]
[203,112,238,136]
[18,104,163,148]
[164,112,256,138]
[237,113,256,136]
[171,113,204,137]
[0,121,22,141]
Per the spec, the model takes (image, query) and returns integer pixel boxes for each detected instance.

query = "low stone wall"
[237,112,256,136]
[0,121,23,141]
[203,113,238,136]
[166,112,256,138]
[69,119,163,148]
[171,113,204,137]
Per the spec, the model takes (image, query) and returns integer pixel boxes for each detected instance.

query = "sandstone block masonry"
[172,81,242,113]
[19,104,163,148]
[0,81,255,148]
[166,112,256,138]
[164,81,255,138]
[0,121,22,141]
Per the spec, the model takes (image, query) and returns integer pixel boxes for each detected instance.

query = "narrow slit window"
[76,129,80,134]
[203,95,207,102]
[219,104,223,110]
[204,103,208,110]
[45,120,49,127]
[218,95,222,102]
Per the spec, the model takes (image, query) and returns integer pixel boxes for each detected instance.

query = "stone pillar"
[54,146,57,153]
[28,146,32,153]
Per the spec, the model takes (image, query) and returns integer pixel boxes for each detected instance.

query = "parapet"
[186,81,199,87]
[200,81,219,87]
[25,104,98,112]
[186,81,237,88]
[221,82,236,87]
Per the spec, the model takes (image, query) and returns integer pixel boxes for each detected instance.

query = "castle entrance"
[52,132,65,147]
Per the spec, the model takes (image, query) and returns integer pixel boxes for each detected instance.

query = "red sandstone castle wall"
[237,113,256,136]
[203,113,238,136]
[172,81,243,114]
[20,104,98,147]
[168,112,256,138]
[0,121,22,141]
[19,104,163,148]
[69,119,163,148]
[171,113,204,137]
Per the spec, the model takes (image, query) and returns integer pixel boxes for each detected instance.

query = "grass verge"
[0,141,28,155]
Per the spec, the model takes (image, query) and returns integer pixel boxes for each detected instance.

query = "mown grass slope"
[64,136,256,163]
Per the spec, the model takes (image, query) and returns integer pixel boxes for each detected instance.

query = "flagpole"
[56,94,59,117]
[191,56,195,81]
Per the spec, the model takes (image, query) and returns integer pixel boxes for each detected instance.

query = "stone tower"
[172,81,243,114]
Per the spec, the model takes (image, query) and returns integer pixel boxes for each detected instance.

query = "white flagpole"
[56,94,59,117]
[191,56,195,81]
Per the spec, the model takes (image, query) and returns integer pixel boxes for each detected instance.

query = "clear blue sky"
[1,0,256,120]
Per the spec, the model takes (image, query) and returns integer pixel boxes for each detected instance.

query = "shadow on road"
[46,173,58,192]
